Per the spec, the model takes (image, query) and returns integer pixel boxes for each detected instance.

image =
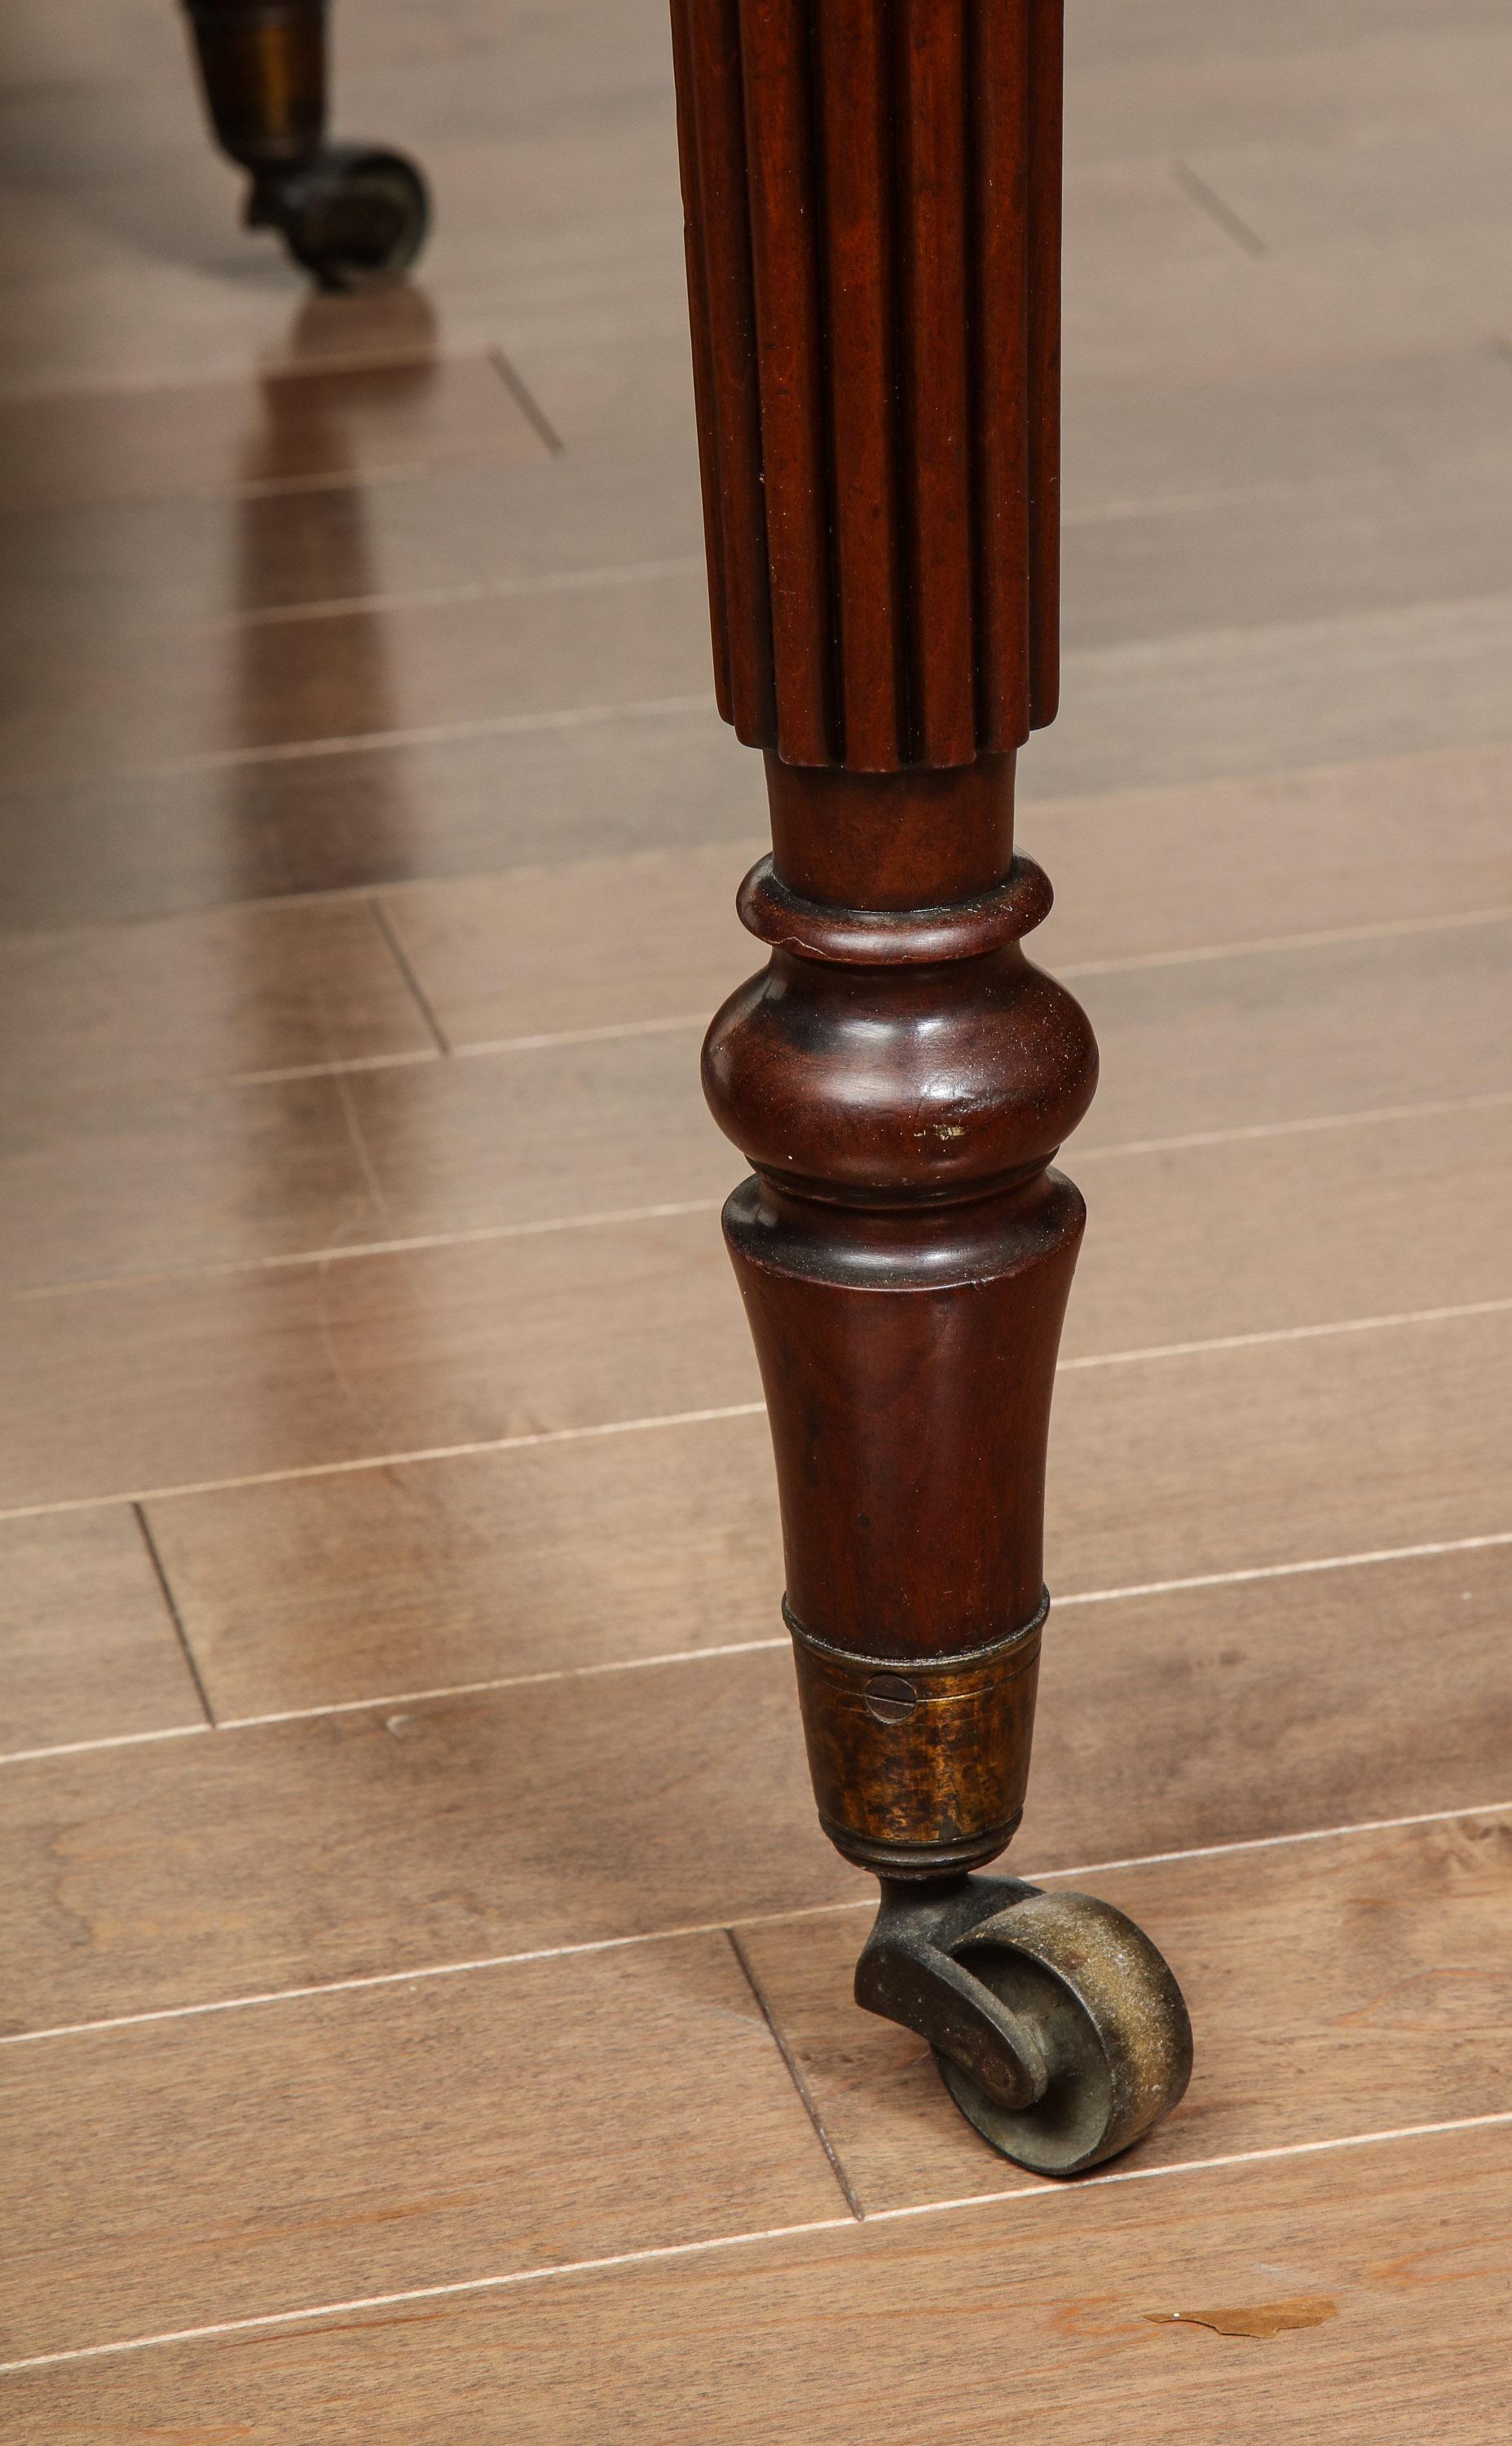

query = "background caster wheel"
[249,145,430,291]
[937,1889,1193,2176]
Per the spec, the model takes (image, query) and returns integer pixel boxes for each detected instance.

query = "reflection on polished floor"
[2,0,1512,2434]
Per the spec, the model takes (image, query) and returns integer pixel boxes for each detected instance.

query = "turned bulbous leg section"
[183,1,429,289]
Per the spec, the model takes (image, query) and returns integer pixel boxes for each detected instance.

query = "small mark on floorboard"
[1147,2294,1338,2340]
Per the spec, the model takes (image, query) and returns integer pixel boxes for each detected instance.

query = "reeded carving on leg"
[670,0,1062,768]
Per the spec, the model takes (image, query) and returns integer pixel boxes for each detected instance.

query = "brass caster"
[855,1874,1192,2178]
[247,144,430,290]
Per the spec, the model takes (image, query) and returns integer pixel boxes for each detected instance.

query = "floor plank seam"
[16,735,1499,938]
[7,1197,728,1305]
[484,346,566,457]
[367,894,453,1057]
[189,557,710,638]
[85,905,1512,1090]
[7,1791,1508,2051]
[452,1012,710,1057]
[130,692,721,783]
[328,1069,394,1233]
[1056,902,1512,978]
[725,1929,866,2221]
[130,1503,215,1731]
[0,1287,1507,1519]
[1059,1293,1512,1375]
[9,2108,1512,2380]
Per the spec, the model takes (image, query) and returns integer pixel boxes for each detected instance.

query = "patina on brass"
[787,1596,1047,1879]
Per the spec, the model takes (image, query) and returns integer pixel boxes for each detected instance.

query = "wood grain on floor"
[377,736,1512,1043]
[3,0,1510,2423]
[2,1809,1510,2368]
[2,907,1505,1291]
[738,1808,1512,2210]
[0,352,548,517]
[0,1932,845,2366]
[6,1540,1508,2034]
[0,1510,202,1757]
[0,1090,1505,1506]
[7,2121,1511,2438]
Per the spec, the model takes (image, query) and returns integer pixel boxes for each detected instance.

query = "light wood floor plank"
[377,739,1512,1050]
[0,352,546,517]
[0,1932,845,2365]
[0,897,432,1103]
[0,1069,1506,1509]
[5,1539,1507,2033]
[12,461,1512,788]
[10,334,1507,650]
[1029,590,1512,801]
[7,2116,1510,2436]
[1,910,1502,1296]
[0,1511,202,1757]
[1064,23,1512,164]
[118,1099,1512,1720]
[740,1810,1512,2211]
[5,1804,1510,2374]
[0,563,712,788]
[0,700,765,935]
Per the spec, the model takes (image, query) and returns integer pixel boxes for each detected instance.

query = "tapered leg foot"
[856,1875,1192,2177]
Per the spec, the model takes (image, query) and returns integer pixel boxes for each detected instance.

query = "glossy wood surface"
[0,1932,841,2361]
[3,0,1510,2424]
[6,1804,1512,2369]
[673,0,1104,1877]
[11,2125,1512,2437]
[0,1511,204,1755]
[7,1539,1509,2034]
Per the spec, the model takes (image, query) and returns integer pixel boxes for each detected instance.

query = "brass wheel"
[936,1888,1192,2177]
[250,146,430,291]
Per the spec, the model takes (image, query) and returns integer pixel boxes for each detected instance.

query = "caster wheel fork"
[855,1874,1193,2177]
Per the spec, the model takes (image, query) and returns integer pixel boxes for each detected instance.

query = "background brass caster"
[245,145,429,292]
[855,1874,1193,2177]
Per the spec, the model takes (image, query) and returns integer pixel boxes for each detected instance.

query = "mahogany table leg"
[180,0,429,289]
[672,0,1192,2174]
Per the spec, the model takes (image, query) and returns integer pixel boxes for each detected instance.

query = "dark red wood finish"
[674,0,1087,1879]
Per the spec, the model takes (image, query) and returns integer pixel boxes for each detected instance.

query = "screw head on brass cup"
[864,1673,919,1724]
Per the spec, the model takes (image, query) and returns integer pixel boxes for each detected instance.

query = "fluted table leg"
[672,0,1192,2175]
[181,0,429,289]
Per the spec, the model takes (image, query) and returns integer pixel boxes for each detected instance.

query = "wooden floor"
[2,0,1511,2434]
